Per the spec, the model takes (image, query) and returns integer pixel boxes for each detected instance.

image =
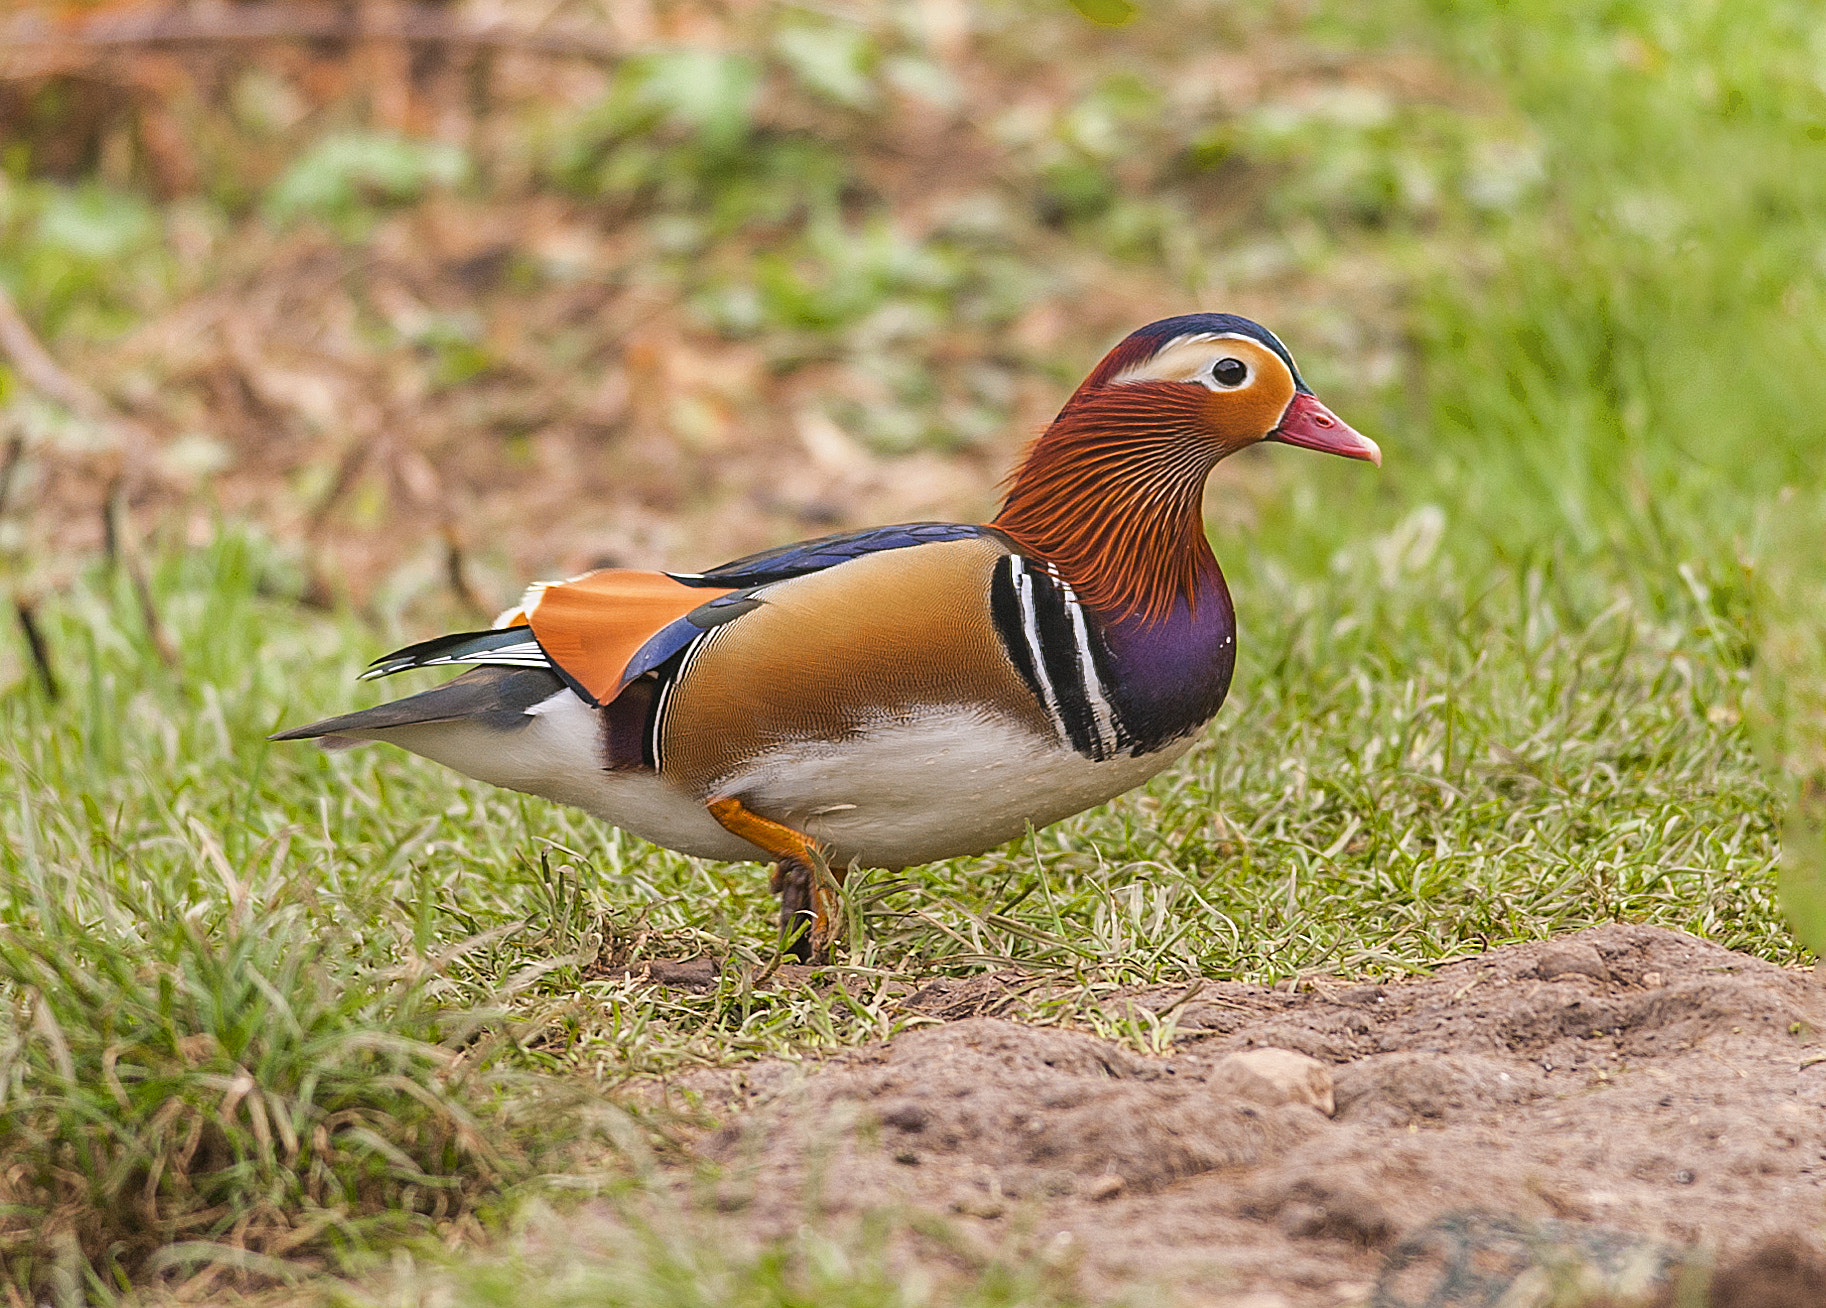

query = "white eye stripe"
[1110,332,1272,388]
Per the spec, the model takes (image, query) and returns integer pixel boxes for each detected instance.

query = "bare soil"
[633,925,1826,1306]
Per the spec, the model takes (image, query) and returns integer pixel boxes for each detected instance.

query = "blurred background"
[0,0,1451,607]
[0,0,1822,930]
[3,2,1826,1289]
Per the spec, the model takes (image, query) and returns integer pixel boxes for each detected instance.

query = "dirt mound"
[652,925,1826,1305]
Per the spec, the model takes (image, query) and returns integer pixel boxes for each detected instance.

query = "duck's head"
[1066,312,1381,465]
[995,313,1379,620]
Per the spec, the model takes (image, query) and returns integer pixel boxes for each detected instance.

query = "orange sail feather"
[526,570,730,704]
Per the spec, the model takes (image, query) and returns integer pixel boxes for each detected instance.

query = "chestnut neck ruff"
[992,381,1224,624]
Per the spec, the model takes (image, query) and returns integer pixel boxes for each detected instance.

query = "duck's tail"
[269,665,565,746]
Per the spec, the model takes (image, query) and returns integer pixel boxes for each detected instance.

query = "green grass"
[1,0,1823,1300]
[362,1202,1084,1308]
[0,545,651,1297]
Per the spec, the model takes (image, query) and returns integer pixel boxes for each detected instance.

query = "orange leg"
[707,797,846,962]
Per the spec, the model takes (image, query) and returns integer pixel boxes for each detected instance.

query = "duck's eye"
[1210,357,1249,388]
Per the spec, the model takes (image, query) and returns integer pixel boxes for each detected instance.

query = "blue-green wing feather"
[668,523,990,588]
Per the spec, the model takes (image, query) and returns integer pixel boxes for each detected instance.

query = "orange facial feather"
[993,336,1294,622]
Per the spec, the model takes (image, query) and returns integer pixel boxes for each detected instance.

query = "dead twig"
[101,478,121,573]
[0,285,105,422]
[0,286,172,650]
[0,435,24,519]
[13,596,59,701]
[0,282,155,470]
[306,441,371,538]
[1,4,625,63]
[442,526,488,621]
[106,482,181,672]
[1156,978,1207,1017]
[129,555,181,671]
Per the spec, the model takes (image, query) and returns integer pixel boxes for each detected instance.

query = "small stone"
[1709,1233,1826,1308]
[894,1150,920,1165]
[1278,1201,1327,1237]
[1534,941,1611,982]
[1643,970,1664,988]
[952,1197,1004,1219]
[1208,1047,1336,1116]
[1085,1173,1125,1201]
[878,1101,929,1132]
[711,1187,751,1213]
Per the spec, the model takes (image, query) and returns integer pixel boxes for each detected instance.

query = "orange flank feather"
[525,570,731,705]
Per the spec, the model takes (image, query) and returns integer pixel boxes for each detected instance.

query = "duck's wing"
[338,523,999,708]
[270,523,1005,763]
[668,522,989,587]
[264,570,697,744]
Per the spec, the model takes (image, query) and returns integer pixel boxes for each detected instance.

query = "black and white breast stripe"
[645,625,720,774]
[989,556,1129,761]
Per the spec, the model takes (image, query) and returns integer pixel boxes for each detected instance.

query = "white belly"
[371,693,1191,869]
[718,704,1193,869]
[372,691,759,861]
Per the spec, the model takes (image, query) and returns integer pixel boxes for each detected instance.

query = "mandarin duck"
[275,314,1379,960]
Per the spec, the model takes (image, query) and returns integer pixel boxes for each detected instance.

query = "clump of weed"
[373,1201,1081,1308]
[0,854,593,1298]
